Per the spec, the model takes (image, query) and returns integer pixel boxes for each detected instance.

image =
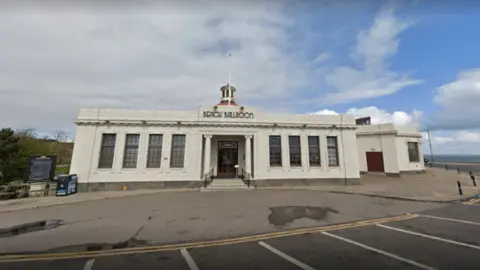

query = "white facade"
[70,87,424,191]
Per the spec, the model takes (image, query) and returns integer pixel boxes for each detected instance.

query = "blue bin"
[56,174,78,196]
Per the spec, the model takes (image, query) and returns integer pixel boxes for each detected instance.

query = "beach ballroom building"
[70,84,424,192]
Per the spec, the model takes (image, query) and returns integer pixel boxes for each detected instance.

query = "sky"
[0,0,479,155]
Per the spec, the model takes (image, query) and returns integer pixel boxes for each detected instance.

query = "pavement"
[0,189,192,213]
[1,203,479,269]
[0,167,478,214]
[263,167,479,203]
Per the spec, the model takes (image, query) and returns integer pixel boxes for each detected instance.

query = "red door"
[366,152,385,172]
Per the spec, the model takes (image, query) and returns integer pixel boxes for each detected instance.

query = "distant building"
[70,84,424,192]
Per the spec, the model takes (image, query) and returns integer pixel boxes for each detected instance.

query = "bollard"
[470,171,473,177]
[429,162,432,168]
[457,181,463,195]
[445,164,448,171]
[472,175,477,187]
[457,167,460,174]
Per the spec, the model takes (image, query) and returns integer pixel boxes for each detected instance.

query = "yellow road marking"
[464,198,480,205]
[0,214,417,263]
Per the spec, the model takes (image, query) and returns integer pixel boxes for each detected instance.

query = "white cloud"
[314,52,330,63]
[421,129,480,154]
[311,106,422,127]
[323,3,422,104]
[0,1,310,134]
[430,69,480,130]
[311,109,338,115]
[429,130,480,144]
[0,1,431,137]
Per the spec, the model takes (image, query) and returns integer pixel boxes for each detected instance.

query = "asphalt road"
[0,190,443,254]
[1,203,479,270]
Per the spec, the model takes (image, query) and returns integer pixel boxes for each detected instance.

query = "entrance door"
[366,152,385,172]
[217,141,238,178]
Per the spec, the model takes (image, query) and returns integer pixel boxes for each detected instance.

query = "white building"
[356,123,424,176]
[70,85,424,192]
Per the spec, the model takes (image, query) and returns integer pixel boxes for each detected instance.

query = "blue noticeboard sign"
[25,155,57,183]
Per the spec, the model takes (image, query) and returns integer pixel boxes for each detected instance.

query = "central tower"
[217,84,237,106]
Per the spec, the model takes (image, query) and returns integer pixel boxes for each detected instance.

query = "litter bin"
[68,174,78,195]
[56,174,78,196]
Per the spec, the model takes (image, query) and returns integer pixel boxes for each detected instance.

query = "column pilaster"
[245,135,252,175]
[204,135,212,176]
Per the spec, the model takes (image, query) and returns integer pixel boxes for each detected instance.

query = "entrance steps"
[201,178,254,192]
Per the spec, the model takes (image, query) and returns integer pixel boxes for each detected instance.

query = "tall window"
[269,135,282,166]
[98,134,116,169]
[308,136,321,166]
[327,136,339,167]
[123,134,140,168]
[408,142,420,162]
[288,136,302,166]
[170,134,186,168]
[147,134,163,168]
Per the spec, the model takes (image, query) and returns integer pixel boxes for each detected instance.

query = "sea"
[424,154,480,163]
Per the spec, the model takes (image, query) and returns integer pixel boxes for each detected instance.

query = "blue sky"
[288,0,480,154]
[0,0,479,154]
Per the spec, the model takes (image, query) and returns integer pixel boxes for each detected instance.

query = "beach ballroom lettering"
[203,111,254,119]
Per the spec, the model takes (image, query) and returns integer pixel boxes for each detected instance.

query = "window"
[147,134,163,168]
[122,134,140,168]
[308,136,321,166]
[327,136,339,166]
[288,136,302,166]
[170,134,186,168]
[408,142,420,162]
[98,134,116,168]
[269,135,282,166]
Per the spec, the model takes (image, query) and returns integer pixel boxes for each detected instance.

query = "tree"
[16,128,37,138]
[0,128,25,184]
[52,130,68,143]
[52,130,72,164]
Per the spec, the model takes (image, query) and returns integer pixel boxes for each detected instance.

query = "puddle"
[0,220,62,238]
[268,206,339,227]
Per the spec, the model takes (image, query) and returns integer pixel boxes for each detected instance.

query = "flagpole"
[228,53,231,105]
[427,129,434,163]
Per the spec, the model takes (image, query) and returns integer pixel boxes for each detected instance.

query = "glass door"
[217,150,238,178]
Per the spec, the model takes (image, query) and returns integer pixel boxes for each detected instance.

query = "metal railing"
[240,168,251,188]
[203,167,215,188]
[428,162,479,193]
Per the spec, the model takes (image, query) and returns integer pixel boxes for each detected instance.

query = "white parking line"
[258,241,316,270]
[376,224,480,250]
[417,214,480,226]
[180,248,199,270]
[322,232,436,270]
[83,259,95,270]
